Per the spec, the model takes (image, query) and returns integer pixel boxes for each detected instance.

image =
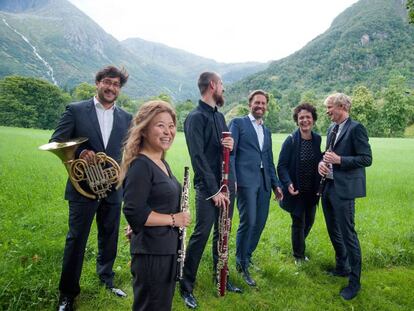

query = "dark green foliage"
[408,0,414,23]
[0,76,70,129]
[381,77,410,137]
[351,85,379,136]
[72,82,95,101]
[264,94,282,133]
[175,100,196,131]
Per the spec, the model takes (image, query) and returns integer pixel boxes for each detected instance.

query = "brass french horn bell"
[39,137,120,200]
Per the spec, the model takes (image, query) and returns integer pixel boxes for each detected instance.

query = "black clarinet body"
[317,125,338,196]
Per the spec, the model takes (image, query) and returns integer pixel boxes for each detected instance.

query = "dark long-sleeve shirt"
[123,154,181,255]
[184,100,229,197]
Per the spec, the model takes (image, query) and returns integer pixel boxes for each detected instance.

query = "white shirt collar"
[248,113,263,125]
[94,96,116,110]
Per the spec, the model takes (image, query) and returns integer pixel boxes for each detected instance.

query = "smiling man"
[228,89,283,287]
[50,66,132,311]
[318,93,372,301]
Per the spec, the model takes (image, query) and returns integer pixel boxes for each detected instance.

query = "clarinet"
[316,126,338,196]
[176,166,190,280]
[217,132,232,297]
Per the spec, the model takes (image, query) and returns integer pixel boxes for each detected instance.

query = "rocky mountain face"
[0,0,266,100]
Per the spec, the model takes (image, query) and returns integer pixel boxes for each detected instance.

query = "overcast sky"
[68,0,358,63]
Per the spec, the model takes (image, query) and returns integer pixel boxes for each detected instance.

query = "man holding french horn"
[49,66,132,311]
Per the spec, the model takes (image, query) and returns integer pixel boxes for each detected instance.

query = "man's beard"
[213,92,224,107]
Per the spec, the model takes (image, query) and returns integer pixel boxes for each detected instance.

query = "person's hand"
[273,187,284,201]
[323,151,341,165]
[288,183,299,196]
[175,211,191,228]
[212,192,230,208]
[79,149,96,163]
[221,137,234,151]
[124,225,133,242]
[318,161,330,176]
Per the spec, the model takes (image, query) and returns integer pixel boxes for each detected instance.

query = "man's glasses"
[101,79,121,89]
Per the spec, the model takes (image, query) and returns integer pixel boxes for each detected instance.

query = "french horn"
[39,137,120,200]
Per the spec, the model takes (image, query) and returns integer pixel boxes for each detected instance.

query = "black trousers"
[290,193,316,259]
[322,181,361,286]
[180,186,234,293]
[131,254,177,311]
[59,200,121,297]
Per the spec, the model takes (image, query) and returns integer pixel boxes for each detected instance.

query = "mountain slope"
[122,37,268,84]
[0,0,267,101]
[226,0,414,103]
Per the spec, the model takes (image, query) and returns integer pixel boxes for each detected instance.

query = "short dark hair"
[293,103,318,124]
[248,89,269,104]
[95,65,129,87]
[198,72,219,95]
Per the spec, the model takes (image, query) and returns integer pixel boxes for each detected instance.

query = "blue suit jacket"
[50,99,132,203]
[277,129,322,212]
[229,116,279,192]
[327,118,372,199]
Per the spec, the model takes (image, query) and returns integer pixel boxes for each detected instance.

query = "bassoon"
[177,166,190,280]
[217,132,232,297]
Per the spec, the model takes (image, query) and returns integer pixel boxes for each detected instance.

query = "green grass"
[0,126,413,310]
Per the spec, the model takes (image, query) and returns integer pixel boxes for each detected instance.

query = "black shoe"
[57,296,74,311]
[325,268,350,277]
[180,290,198,309]
[226,281,243,293]
[108,287,127,298]
[236,264,256,286]
[340,284,361,300]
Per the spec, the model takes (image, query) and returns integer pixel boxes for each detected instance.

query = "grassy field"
[0,126,413,311]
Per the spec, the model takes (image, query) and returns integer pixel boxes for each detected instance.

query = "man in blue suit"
[51,66,132,310]
[319,93,372,300]
[229,90,283,286]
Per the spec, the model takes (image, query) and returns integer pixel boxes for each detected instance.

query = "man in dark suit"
[179,72,242,309]
[318,93,372,300]
[229,90,283,286]
[51,66,132,311]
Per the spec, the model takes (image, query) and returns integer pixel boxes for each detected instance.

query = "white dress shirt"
[94,97,115,148]
[248,113,264,151]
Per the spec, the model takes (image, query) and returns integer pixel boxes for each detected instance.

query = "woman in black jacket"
[277,103,322,264]
[120,100,191,311]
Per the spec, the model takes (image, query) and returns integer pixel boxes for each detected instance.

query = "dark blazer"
[229,116,279,192]
[50,99,132,203]
[327,118,372,199]
[277,129,322,212]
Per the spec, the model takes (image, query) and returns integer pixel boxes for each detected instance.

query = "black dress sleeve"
[123,158,153,232]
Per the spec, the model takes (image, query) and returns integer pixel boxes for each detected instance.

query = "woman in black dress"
[277,103,322,264]
[120,100,191,311]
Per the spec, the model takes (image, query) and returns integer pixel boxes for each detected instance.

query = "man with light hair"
[318,92,372,300]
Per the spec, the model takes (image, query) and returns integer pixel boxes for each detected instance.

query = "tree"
[0,76,70,129]
[264,94,281,133]
[381,76,409,137]
[152,93,172,103]
[72,82,95,101]
[408,0,414,23]
[175,100,195,131]
[300,90,318,105]
[351,85,380,136]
